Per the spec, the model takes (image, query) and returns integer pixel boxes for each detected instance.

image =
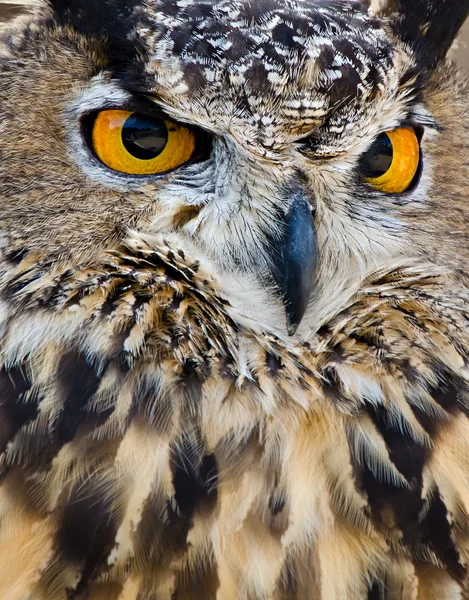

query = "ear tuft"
[371,0,469,68]
[47,0,141,39]
[46,0,150,92]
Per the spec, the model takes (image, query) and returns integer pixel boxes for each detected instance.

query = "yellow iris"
[91,110,196,175]
[365,127,420,194]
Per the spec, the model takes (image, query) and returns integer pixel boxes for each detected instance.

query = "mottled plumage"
[0,0,469,598]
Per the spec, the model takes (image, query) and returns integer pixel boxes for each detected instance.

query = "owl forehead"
[137,0,399,144]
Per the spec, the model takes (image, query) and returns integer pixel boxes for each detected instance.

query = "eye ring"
[90,110,197,175]
[360,127,421,194]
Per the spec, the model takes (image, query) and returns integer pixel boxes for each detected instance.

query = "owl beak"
[270,195,317,335]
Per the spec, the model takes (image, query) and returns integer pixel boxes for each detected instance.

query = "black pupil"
[121,114,168,160]
[359,133,393,178]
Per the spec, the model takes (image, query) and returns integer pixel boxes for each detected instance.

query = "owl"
[0,0,469,598]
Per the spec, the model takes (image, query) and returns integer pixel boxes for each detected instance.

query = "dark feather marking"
[269,488,286,517]
[367,577,399,600]
[100,280,133,316]
[358,402,466,581]
[266,351,282,375]
[3,268,44,300]
[367,403,427,483]
[218,356,238,382]
[418,491,466,583]
[135,493,190,569]
[368,582,382,600]
[321,365,350,406]
[277,561,298,600]
[4,247,29,265]
[169,291,183,311]
[115,247,195,285]
[408,402,440,436]
[55,352,103,446]
[171,435,218,521]
[360,403,426,541]
[133,437,218,571]
[180,358,209,414]
[57,480,120,595]
[0,366,36,452]
[429,369,469,416]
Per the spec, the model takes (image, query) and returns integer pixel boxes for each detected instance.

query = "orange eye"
[91,110,196,175]
[360,127,421,194]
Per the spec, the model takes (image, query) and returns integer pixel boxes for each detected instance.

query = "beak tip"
[285,295,310,336]
[286,320,300,337]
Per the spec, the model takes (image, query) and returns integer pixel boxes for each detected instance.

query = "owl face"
[1,3,469,597]
[0,0,466,337]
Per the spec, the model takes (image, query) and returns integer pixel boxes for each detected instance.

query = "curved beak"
[269,194,317,335]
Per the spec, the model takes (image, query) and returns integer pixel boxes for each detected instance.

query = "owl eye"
[359,127,421,194]
[90,110,196,175]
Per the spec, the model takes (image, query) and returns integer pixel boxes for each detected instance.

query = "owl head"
[0,0,468,339]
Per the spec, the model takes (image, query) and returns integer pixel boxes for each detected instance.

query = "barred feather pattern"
[0,234,469,599]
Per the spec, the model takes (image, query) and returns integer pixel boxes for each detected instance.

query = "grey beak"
[270,195,317,334]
